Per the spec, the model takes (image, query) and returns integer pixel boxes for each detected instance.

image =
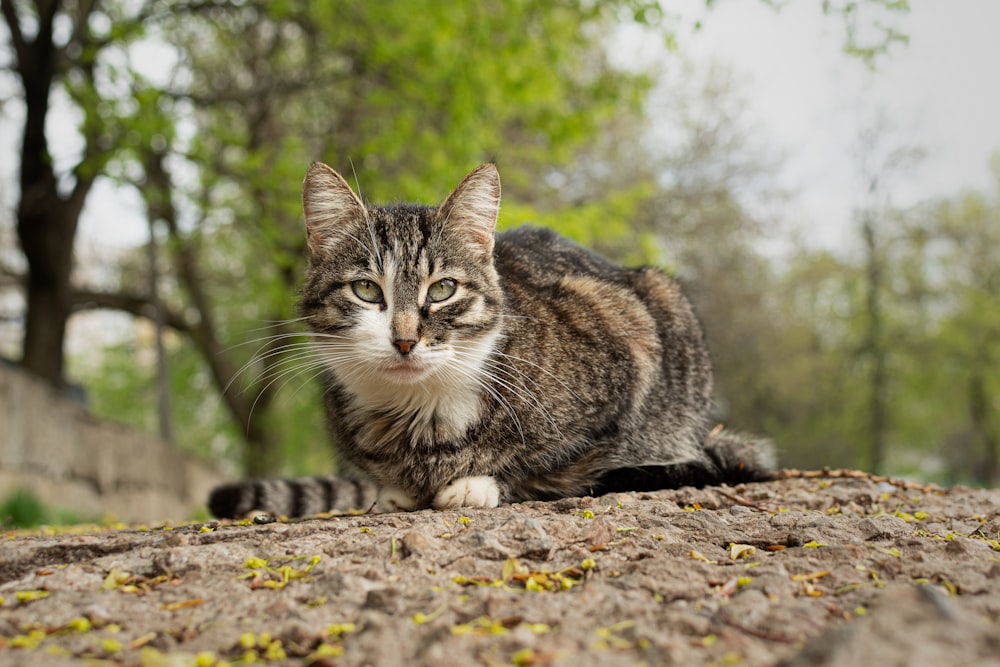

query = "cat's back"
[493,224,708,391]
[494,226,633,287]
[493,225,689,314]
[490,225,711,464]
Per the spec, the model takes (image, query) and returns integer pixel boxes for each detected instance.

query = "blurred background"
[1,0,998,524]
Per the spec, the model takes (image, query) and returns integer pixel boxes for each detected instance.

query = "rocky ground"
[2,470,1000,667]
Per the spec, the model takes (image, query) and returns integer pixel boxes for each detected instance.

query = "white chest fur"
[327,327,502,449]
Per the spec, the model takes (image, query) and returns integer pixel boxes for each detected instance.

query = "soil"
[2,470,1000,667]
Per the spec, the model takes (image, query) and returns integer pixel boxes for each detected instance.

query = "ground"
[2,471,1000,667]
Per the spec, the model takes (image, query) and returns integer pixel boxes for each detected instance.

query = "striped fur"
[208,476,377,518]
[207,163,774,519]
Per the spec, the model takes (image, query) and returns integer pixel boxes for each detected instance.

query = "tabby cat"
[208,163,774,518]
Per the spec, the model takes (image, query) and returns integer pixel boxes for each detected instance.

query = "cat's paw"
[375,486,418,513]
[433,476,500,509]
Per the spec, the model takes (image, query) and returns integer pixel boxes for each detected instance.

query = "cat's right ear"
[437,163,501,257]
[302,162,367,255]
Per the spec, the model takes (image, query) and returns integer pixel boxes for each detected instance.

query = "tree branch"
[0,0,27,67]
[72,288,191,334]
[66,0,99,55]
[140,150,266,435]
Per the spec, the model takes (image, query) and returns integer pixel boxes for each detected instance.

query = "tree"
[0,0,226,388]
[2,0,110,387]
[847,117,924,473]
[891,170,1000,484]
[820,0,911,67]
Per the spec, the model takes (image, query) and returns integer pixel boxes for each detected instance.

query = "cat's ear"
[302,162,367,255]
[437,163,501,257]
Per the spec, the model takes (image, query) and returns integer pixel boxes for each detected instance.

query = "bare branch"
[65,0,99,54]
[72,288,191,334]
[139,150,262,428]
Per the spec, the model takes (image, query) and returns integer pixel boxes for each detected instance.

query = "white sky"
[671,0,1000,250]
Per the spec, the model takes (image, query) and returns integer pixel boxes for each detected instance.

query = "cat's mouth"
[381,358,431,383]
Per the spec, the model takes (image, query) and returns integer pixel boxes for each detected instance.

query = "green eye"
[351,279,384,304]
[427,278,457,303]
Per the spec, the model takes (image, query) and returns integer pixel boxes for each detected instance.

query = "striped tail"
[207,476,379,519]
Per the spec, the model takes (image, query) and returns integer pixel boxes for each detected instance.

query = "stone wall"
[0,364,224,523]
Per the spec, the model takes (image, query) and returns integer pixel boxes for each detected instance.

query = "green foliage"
[75,325,330,476]
[709,160,1000,484]
[721,250,871,470]
[883,179,1000,483]
[0,489,94,528]
[501,183,660,265]
[820,0,911,68]
[1,489,48,528]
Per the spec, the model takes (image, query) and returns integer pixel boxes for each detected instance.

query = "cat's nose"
[393,339,417,355]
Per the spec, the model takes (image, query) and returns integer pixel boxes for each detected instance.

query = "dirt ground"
[2,470,1000,667]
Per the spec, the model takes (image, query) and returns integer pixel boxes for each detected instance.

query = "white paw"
[375,486,418,513]
[433,476,500,509]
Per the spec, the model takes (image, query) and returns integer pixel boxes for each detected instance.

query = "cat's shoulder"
[494,225,624,279]
[496,224,561,247]
[492,226,686,312]
[496,225,584,254]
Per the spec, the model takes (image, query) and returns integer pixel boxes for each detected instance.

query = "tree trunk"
[147,222,173,442]
[862,213,888,474]
[969,368,998,486]
[5,0,92,389]
[13,14,68,387]
[142,150,286,476]
[242,418,282,478]
[18,213,76,389]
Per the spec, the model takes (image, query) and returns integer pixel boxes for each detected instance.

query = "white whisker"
[490,349,585,403]
[439,361,526,446]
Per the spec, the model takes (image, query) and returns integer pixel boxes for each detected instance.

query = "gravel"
[2,472,999,666]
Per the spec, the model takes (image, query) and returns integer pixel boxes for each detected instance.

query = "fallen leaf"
[160,599,207,611]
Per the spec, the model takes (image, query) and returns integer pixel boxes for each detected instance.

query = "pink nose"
[394,340,416,355]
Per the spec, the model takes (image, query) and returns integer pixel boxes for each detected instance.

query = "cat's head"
[299,163,504,389]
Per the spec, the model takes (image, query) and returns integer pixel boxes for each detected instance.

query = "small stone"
[517,538,555,561]
[858,516,909,541]
[364,588,400,613]
[399,531,431,558]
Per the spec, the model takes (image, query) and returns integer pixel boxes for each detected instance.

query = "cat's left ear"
[437,163,501,257]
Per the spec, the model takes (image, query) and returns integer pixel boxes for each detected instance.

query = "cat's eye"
[427,278,457,303]
[351,279,384,304]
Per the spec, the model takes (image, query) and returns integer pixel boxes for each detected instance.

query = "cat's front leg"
[375,485,419,513]
[433,476,501,509]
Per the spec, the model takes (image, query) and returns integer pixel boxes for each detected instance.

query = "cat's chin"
[380,361,432,384]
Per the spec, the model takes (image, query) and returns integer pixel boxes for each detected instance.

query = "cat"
[208,162,774,518]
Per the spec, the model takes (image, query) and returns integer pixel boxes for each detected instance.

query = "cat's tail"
[703,426,777,484]
[207,476,379,519]
[592,427,776,495]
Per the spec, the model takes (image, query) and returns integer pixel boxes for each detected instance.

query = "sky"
[669,0,1000,250]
